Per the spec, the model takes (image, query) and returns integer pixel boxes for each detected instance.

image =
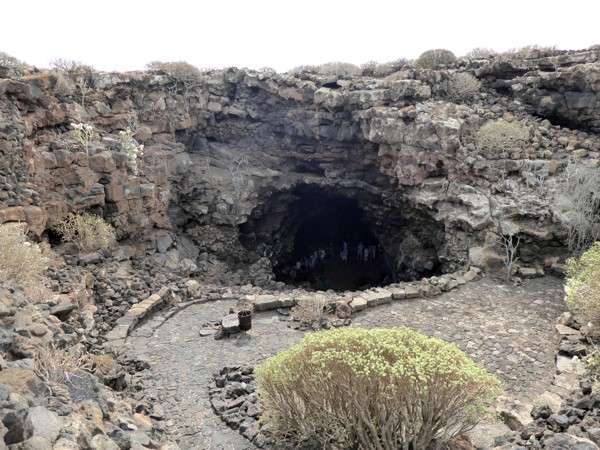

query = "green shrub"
[0,224,47,288]
[256,327,501,449]
[475,121,530,152]
[119,127,144,175]
[53,213,116,252]
[566,242,600,335]
[414,48,457,69]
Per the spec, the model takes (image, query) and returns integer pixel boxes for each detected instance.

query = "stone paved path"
[125,276,566,449]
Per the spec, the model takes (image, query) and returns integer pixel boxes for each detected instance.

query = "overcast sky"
[3,1,599,73]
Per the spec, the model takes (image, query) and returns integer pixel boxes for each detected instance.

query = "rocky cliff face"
[1,49,599,285]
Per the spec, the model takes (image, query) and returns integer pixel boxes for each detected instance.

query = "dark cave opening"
[281,188,390,291]
[240,185,393,291]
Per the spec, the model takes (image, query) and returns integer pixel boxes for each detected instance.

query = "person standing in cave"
[370,244,377,260]
[363,247,370,262]
[357,242,364,260]
[340,246,348,263]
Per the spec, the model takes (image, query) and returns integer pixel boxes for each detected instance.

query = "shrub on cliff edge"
[145,60,203,85]
[414,48,457,69]
[256,327,501,449]
[566,242,600,336]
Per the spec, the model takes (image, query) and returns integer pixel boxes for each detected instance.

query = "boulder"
[0,401,33,444]
[0,369,47,407]
[335,301,352,319]
[28,406,63,441]
[349,297,367,312]
[221,314,240,334]
[88,151,116,173]
[493,396,533,431]
[185,279,201,296]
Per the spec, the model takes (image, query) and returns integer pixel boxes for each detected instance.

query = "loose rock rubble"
[209,367,271,448]
[0,278,179,449]
[492,315,600,449]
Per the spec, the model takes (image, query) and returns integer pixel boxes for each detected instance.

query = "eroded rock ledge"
[2,49,600,287]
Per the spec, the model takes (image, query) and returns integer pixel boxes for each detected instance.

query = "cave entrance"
[282,187,389,291]
[241,184,392,291]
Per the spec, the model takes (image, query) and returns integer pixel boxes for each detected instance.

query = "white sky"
[2,0,599,73]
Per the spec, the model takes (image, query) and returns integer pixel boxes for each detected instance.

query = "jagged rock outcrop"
[1,48,600,284]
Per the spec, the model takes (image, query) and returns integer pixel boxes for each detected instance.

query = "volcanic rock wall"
[1,49,600,283]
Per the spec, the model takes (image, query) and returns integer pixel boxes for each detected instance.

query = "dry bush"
[258,66,276,74]
[499,45,559,59]
[34,343,93,390]
[360,60,379,75]
[291,295,328,325]
[0,224,48,289]
[0,51,28,77]
[49,58,94,73]
[443,72,481,101]
[53,213,117,252]
[288,64,318,77]
[256,327,502,449]
[316,61,362,78]
[565,242,600,336]
[362,58,412,77]
[91,353,117,375]
[145,60,203,85]
[414,48,457,69]
[475,121,530,152]
[289,62,361,79]
[464,47,498,59]
[554,162,600,255]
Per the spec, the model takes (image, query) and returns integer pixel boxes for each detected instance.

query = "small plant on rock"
[256,327,502,449]
[565,242,600,336]
[34,343,93,394]
[70,122,94,154]
[494,230,521,281]
[53,212,116,252]
[119,127,144,175]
